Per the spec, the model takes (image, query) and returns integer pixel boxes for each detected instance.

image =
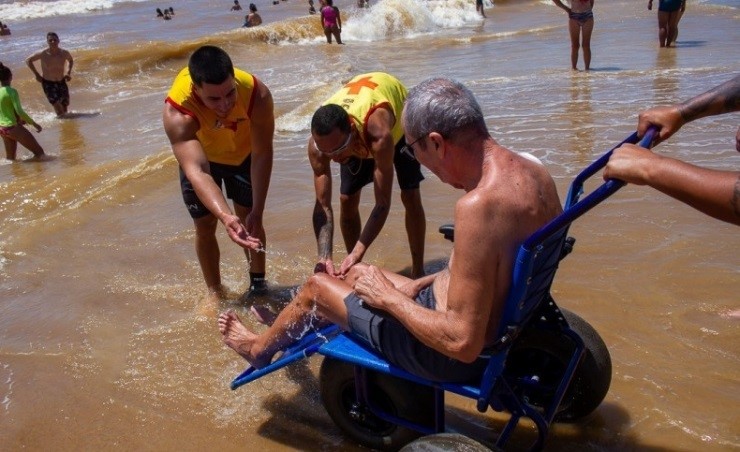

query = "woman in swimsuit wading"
[552,0,595,71]
[319,0,343,44]
[0,63,46,161]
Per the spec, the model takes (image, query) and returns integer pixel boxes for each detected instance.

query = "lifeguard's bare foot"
[218,310,268,367]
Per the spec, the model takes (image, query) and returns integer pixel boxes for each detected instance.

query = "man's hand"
[243,212,265,243]
[353,265,396,310]
[637,105,684,144]
[223,214,263,250]
[32,123,42,133]
[603,143,657,185]
[314,258,338,277]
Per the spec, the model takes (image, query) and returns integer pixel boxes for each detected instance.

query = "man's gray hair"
[403,77,488,140]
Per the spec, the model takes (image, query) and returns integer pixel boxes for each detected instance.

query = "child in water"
[0,62,46,160]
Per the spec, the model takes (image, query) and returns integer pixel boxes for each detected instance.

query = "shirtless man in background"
[26,32,74,117]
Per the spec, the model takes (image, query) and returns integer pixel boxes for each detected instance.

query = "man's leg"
[194,213,222,294]
[234,203,266,286]
[339,191,362,253]
[219,272,353,368]
[400,188,426,278]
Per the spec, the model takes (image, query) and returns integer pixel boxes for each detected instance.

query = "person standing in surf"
[552,0,594,71]
[320,0,343,44]
[0,62,47,161]
[25,32,74,117]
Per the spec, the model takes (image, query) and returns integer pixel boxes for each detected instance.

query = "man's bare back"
[430,143,561,348]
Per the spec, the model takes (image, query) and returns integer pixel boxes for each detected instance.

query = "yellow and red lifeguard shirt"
[323,72,407,153]
[165,67,258,166]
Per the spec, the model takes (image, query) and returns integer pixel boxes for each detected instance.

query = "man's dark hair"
[46,32,59,40]
[188,46,235,86]
[311,104,350,136]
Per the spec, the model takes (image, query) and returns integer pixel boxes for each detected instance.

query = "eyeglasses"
[314,131,352,157]
[400,134,427,160]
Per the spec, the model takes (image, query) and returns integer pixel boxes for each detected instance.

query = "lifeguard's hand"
[33,123,42,133]
[338,253,362,277]
[603,143,657,185]
[314,258,338,277]
[243,212,265,245]
[223,215,263,250]
[353,265,395,310]
[637,105,684,145]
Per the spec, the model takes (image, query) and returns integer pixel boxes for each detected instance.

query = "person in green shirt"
[0,62,46,161]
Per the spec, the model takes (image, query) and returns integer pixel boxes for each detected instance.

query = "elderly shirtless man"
[26,32,74,117]
[218,77,562,382]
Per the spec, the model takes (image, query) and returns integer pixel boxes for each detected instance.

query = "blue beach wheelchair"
[230,130,657,450]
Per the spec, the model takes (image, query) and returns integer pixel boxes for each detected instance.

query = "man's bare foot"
[197,286,227,317]
[218,310,268,367]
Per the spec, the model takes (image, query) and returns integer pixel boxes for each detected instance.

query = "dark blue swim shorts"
[344,287,487,383]
[179,155,254,218]
[339,137,424,195]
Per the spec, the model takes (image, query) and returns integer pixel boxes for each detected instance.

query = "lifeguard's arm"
[552,0,572,13]
[25,52,43,82]
[604,143,740,226]
[355,187,507,363]
[339,108,395,274]
[244,79,274,235]
[309,139,337,275]
[162,103,261,250]
[638,75,740,144]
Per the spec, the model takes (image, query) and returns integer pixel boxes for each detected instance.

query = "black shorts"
[339,137,424,196]
[344,287,487,383]
[179,155,253,219]
[41,79,70,106]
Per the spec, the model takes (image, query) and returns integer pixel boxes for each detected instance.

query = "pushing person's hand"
[637,105,685,145]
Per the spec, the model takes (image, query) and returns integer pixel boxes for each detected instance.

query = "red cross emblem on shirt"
[344,77,378,95]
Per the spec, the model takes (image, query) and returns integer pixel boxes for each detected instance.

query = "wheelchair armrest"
[439,224,454,242]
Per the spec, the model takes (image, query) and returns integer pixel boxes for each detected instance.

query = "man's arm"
[25,51,43,82]
[64,50,73,81]
[638,75,740,143]
[162,103,261,250]
[338,108,395,275]
[604,143,740,226]
[355,196,507,363]
[309,140,337,275]
[245,79,274,236]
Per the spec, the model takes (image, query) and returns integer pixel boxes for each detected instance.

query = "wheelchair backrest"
[495,226,570,339]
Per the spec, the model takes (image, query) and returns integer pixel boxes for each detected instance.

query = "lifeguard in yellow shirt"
[163,45,274,310]
[309,72,426,279]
